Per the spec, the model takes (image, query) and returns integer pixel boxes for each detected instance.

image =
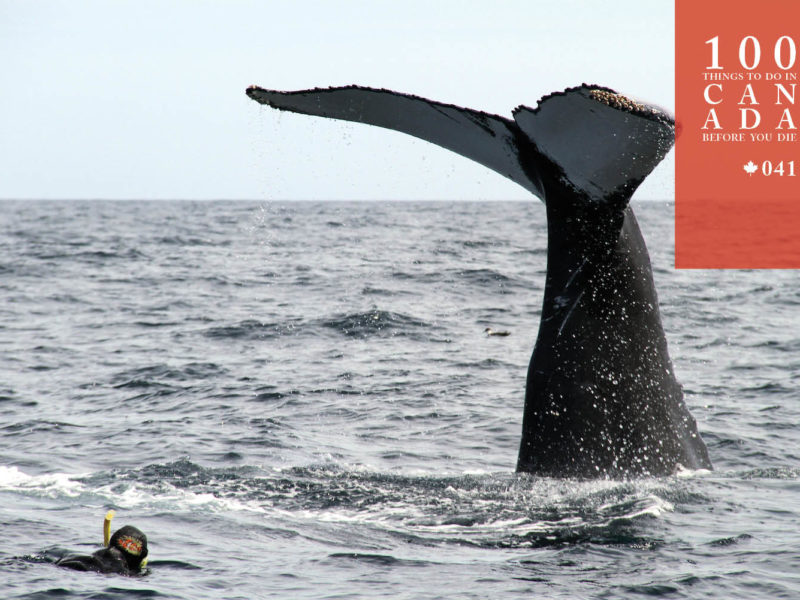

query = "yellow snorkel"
[102,509,148,569]
[103,510,115,547]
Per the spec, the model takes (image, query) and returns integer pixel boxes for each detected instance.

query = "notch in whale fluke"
[513,85,675,204]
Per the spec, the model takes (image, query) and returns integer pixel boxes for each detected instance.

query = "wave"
[204,319,302,340]
[154,235,230,247]
[455,268,517,287]
[111,363,228,387]
[389,267,525,291]
[315,311,432,339]
[26,248,147,263]
[0,460,722,551]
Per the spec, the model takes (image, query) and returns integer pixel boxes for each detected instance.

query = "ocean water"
[1,199,799,599]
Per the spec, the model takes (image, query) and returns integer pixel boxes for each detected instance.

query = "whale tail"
[246,84,675,207]
[247,84,710,477]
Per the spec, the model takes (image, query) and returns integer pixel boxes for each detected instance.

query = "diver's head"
[109,525,148,571]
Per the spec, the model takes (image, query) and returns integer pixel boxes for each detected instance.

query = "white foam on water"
[618,494,675,519]
[0,465,88,498]
[675,466,713,479]
[92,481,267,514]
[0,465,267,515]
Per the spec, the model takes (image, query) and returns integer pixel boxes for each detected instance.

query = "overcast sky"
[1,1,674,200]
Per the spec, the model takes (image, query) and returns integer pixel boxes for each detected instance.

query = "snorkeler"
[56,510,148,575]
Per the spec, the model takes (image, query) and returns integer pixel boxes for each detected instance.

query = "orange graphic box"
[676,0,800,267]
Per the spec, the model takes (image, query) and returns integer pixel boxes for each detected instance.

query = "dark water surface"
[1,200,799,599]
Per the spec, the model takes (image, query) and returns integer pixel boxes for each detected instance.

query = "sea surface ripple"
[1,200,799,599]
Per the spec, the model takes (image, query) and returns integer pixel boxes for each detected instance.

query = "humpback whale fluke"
[246,84,712,477]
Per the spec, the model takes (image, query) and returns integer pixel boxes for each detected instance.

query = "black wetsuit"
[57,525,148,575]
[57,546,136,574]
